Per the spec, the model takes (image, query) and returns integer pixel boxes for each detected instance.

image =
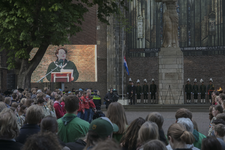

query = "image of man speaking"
[46,47,79,82]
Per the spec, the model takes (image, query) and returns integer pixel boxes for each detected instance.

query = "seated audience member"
[84,117,119,150]
[143,140,167,150]
[167,118,199,150]
[4,97,11,108]
[106,102,128,142]
[54,94,65,119]
[22,132,63,150]
[175,108,206,149]
[92,139,122,150]
[0,102,7,112]
[136,121,159,150]
[41,116,70,150]
[57,95,90,143]
[208,105,223,136]
[120,117,146,150]
[201,136,222,150]
[146,112,168,145]
[167,123,195,150]
[0,108,23,150]
[18,105,27,129]
[16,105,43,144]
[214,124,225,150]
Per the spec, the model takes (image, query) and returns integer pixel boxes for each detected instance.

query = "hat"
[200,79,204,83]
[187,78,190,82]
[129,78,132,82]
[152,79,155,82]
[68,91,71,94]
[209,78,213,82]
[46,95,50,99]
[58,89,62,92]
[89,117,119,138]
[79,88,83,91]
[194,79,197,83]
[137,79,140,83]
[144,79,147,83]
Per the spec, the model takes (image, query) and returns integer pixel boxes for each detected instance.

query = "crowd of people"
[0,87,225,150]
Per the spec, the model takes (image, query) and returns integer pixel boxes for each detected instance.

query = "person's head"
[209,105,214,121]
[41,116,58,133]
[216,113,225,122]
[0,108,19,139]
[219,93,225,102]
[82,91,87,97]
[4,97,11,105]
[26,105,43,124]
[22,132,62,150]
[110,88,113,93]
[11,102,19,111]
[64,95,79,113]
[201,136,222,150]
[37,92,45,99]
[177,118,194,133]
[55,48,67,60]
[19,105,27,115]
[12,93,17,100]
[92,139,122,150]
[175,108,192,121]
[106,102,128,134]
[25,99,34,107]
[143,140,167,150]
[54,94,61,101]
[167,123,195,149]
[120,117,145,150]
[85,117,119,149]
[192,120,199,132]
[0,102,7,112]
[37,98,45,106]
[214,123,225,138]
[20,98,27,105]
[61,95,67,102]
[87,89,91,96]
[212,105,223,117]
[146,112,164,129]
[75,90,79,97]
[137,121,159,145]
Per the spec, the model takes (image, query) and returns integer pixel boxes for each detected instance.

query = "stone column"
[158,48,184,104]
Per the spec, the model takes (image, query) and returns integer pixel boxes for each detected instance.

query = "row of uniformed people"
[185,78,214,104]
[127,78,157,104]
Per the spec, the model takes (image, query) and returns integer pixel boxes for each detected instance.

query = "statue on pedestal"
[155,0,179,48]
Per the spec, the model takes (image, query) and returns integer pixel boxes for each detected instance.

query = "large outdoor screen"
[31,45,97,83]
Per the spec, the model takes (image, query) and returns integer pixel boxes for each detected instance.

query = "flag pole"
[122,27,124,102]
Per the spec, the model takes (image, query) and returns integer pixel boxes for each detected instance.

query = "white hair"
[177,117,194,133]
[13,90,18,94]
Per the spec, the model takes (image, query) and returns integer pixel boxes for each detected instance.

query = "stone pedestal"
[158,48,184,104]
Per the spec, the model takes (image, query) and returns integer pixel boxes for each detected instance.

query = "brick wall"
[126,55,225,92]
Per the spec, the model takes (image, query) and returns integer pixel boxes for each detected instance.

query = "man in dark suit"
[129,81,136,105]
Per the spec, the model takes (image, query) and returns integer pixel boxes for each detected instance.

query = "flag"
[124,56,129,76]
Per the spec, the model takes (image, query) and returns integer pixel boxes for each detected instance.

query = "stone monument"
[156,0,184,104]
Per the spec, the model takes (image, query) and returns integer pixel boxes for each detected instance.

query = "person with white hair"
[166,118,200,150]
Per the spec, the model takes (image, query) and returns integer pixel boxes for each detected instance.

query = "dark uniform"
[150,83,157,100]
[129,85,136,105]
[185,83,192,102]
[143,83,149,100]
[207,83,214,100]
[192,84,198,99]
[136,85,142,99]
[200,84,206,99]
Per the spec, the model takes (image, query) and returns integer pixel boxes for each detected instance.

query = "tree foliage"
[0,0,127,70]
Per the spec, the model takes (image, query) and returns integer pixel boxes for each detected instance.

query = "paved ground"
[104,111,209,136]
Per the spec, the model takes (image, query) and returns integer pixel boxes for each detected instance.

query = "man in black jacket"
[129,82,136,105]
[104,88,119,109]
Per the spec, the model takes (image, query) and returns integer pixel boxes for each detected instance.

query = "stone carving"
[155,0,179,48]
